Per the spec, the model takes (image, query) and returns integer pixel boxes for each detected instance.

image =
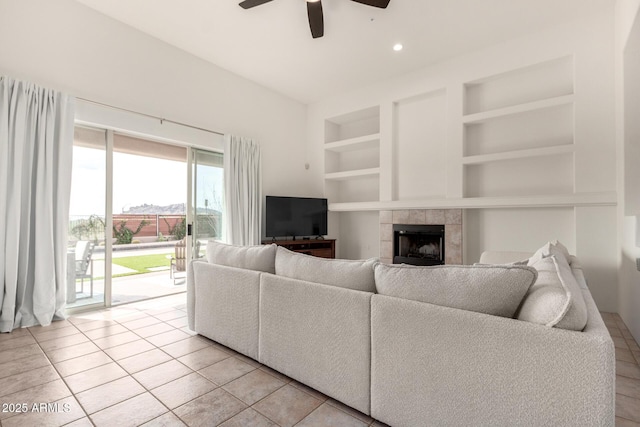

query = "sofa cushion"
[275,246,376,293]
[374,263,537,318]
[206,240,276,274]
[518,255,588,331]
[259,273,372,414]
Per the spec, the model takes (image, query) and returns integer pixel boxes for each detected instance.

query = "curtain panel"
[0,76,75,332]
[223,135,262,246]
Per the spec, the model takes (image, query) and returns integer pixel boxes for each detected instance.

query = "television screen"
[266,196,328,238]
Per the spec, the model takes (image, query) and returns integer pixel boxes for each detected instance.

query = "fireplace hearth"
[393,224,445,266]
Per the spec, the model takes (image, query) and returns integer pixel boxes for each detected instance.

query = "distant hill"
[123,203,185,215]
[123,203,221,215]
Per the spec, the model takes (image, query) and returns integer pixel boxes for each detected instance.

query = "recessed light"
[393,43,403,52]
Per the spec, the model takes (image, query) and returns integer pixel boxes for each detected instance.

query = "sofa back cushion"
[374,263,537,318]
[275,246,376,293]
[206,240,276,274]
[518,255,588,331]
[478,251,533,265]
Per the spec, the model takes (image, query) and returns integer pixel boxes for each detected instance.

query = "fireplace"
[393,224,445,266]
[380,210,461,265]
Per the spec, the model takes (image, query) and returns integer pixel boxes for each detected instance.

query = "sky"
[69,146,222,218]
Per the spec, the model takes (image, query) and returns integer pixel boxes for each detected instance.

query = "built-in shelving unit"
[462,55,575,198]
[320,54,614,213]
[324,106,381,203]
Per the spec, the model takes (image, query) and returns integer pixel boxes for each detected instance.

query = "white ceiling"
[74,0,610,104]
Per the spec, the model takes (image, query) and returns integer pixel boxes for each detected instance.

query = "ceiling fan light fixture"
[239,0,390,38]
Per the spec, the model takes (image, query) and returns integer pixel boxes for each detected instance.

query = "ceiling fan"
[239,0,391,39]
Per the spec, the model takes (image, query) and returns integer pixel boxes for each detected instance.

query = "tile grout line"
[69,313,184,425]
[25,324,92,426]
[100,308,194,424]
[37,318,154,424]
[101,306,235,426]
[28,310,186,425]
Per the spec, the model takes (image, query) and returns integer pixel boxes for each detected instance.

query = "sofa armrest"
[190,261,262,360]
[370,293,614,427]
[186,260,207,331]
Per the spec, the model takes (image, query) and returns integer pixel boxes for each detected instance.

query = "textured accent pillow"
[528,240,572,266]
[274,246,376,293]
[550,240,571,263]
[206,241,276,274]
[374,263,537,318]
[518,255,588,331]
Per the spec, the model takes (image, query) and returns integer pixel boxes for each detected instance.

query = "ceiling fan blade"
[307,1,324,39]
[239,0,273,9]
[350,0,390,8]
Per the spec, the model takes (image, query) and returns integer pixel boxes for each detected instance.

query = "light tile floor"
[601,312,640,426]
[0,296,638,426]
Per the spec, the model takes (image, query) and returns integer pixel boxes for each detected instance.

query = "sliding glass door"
[190,149,224,261]
[67,126,108,309]
[67,127,224,310]
[110,133,188,305]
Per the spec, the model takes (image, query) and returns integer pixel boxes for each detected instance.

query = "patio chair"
[170,238,201,284]
[75,240,95,298]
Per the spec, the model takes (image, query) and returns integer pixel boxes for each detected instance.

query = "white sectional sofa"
[187,241,615,427]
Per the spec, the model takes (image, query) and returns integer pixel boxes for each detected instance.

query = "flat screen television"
[265,196,328,239]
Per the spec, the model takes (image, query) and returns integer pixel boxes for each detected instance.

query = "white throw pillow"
[275,246,376,293]
[206,240,276,273]
[550,240,571,263]
[374,263,537,318]
[518,255,588,331]
[528,240,572,266]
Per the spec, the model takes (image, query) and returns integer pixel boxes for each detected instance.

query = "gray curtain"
[0,76,75,332]
[223,135,261,245]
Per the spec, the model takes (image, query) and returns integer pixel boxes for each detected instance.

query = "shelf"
[462,94,574,124]
[324,133,380,152]
[462,144,574,165]
[324,168,380,181]
[327,192,617,211]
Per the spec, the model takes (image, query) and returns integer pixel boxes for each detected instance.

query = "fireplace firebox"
[393,224,445,266]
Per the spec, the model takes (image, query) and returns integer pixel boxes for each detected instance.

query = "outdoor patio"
[68,244,188,308]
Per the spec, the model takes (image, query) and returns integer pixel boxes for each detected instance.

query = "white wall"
[394,90,447,200]
[616,0,640,342]
[0,0,314,211]
[334,211,380,260]
[308,9,619,312]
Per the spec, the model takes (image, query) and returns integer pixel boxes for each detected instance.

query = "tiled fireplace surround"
[379,209,463,265]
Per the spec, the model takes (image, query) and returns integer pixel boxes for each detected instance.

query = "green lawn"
[112,253,172,275]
